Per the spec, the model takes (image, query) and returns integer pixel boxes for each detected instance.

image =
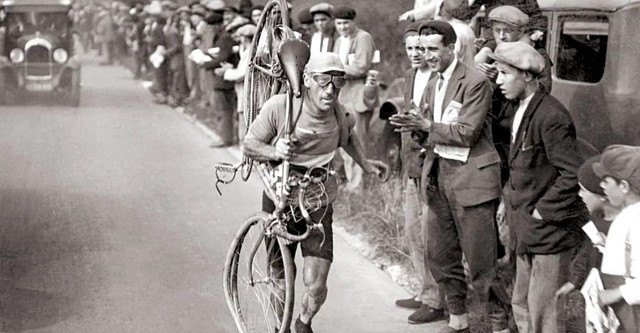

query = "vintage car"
[0,0,80,106]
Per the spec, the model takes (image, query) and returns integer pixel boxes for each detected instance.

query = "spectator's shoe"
[437,326,470,333]
[152,96,167,105]
[408,304,446,324]
[395,297,422,310]
[209,140,230,148]
[274,326,291,333]
[294,317,313,333]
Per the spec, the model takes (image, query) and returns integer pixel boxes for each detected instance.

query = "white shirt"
[337,36,351,65]
[412,68,431,107]
[310,32,332,54]
[432,57,470,162]
[433,57,457,121]
[511,93,535,143]
[601,201,640,305]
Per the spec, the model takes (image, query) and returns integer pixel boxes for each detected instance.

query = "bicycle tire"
[241,0,291,182]
[223,212,296,333]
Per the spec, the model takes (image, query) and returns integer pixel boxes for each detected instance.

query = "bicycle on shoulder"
[215,2,389,332]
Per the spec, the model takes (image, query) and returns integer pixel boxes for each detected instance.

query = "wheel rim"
[224,213,293,333]
[242,0,291,181]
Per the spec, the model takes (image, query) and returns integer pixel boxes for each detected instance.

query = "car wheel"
[68,69,81,107]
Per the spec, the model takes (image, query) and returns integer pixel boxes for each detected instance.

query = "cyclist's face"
[313,13,331,33]
[304,71,344,112]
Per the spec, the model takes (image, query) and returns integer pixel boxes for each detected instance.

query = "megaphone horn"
[278,38,310,98]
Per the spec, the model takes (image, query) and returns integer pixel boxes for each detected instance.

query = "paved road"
[0,56,444,332]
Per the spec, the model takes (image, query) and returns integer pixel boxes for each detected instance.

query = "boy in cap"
[592,145,640,332]
[296,7,314,44]
[243,52,388,333]
[391,20,510,333]
[491,41,590,333]
[309,3,337,54]
[332,6,377,191]
[475,5,552,93]
[393,20,446,325]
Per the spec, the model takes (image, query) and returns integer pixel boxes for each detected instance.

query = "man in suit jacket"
[491,41,589,333]
[393,21,446,325]
[390,20,509,333]
[200,12,238,147]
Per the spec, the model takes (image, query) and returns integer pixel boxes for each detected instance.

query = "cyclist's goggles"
[311,73,347,89]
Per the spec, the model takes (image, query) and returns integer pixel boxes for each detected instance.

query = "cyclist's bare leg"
[299,256,331,324]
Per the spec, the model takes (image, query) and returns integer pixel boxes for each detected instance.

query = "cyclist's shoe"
[294,316,313,333]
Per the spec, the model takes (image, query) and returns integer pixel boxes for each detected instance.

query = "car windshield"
[5,11,69,36]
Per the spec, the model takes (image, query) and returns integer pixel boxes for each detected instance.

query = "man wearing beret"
[332,6,377,191]
[243,53,388,333]
[199,12,239,147]
[309,3,338,55]
[491,41,590,333]
[390,20,510,333]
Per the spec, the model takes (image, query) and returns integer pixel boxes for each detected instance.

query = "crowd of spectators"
[67,1,639,332]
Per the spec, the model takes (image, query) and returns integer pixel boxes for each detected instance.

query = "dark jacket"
[500,90,589,255]
[164,26,184,71]
[201,29,237,90]
[402,68,432,179]
[415,61,502,207]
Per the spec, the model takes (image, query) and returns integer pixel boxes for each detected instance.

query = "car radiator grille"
[26,46,51,76]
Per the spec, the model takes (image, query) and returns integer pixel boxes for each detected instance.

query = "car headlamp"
[9,48,24,63]
[53,48,68,63]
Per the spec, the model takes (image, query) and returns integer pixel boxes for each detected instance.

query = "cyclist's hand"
[275,138,296,161]
[365,159,389,182]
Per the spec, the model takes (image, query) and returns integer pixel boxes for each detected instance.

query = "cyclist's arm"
[242,137,278,162]
[341,133,376,174]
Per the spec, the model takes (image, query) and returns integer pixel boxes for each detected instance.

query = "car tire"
[68,69,81,107]
[0,71,8,105]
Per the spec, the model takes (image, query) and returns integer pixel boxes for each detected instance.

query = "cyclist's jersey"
[246,93,353,204]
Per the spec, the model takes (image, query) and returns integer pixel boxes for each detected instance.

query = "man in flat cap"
[243,52,388,333]
[474,5,552,93]
[309,3,337,54]
[392,20,447,325]
[491,41,589,333]
[199,12,239,147]
[390,20,510,333]
[296,8,314,44]
[332,6,377,191]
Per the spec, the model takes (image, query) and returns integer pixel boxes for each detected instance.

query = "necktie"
[437,73,444,91]
[319,33,324,52]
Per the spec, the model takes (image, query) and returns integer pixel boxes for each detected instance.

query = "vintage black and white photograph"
[0,0,638,332]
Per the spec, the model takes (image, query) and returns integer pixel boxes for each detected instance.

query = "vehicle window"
[6,12,69,36]
[556,16,608,83]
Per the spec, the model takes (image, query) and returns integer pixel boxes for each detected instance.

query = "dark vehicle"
[540,0,640,149]
[0,0,80,106]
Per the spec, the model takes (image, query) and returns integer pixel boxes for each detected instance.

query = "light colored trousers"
[403,177,444,309]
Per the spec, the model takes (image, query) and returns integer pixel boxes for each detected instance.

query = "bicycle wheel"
[223,212,296,333]
[241,0,291,181]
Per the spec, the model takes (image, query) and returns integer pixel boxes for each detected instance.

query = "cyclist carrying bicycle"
[242,52,389,333]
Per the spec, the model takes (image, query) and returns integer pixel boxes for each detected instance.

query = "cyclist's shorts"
[262,192,334,262]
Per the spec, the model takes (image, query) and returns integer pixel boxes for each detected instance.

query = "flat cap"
[333,6,356,20]
[191,4,206,16]
[488,5,529,27]
[205,11,224,25]
[222,5,238,13]
[234,24,257,37]
[205,0,226,11]
[309,2,334,17]
[305,52,345,74]
[176,5,191,14]
[298,8,313,24]
[593,145,640,190]
[579,155,605,196]
[489,41,545,74]
[404,21,422,36]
